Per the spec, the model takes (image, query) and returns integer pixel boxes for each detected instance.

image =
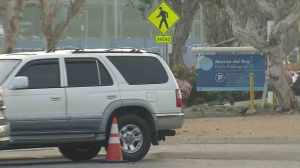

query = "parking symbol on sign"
[215,73,225,82]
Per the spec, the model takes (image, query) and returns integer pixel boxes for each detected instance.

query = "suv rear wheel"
[117,115,151,162]
[59,143,101,161]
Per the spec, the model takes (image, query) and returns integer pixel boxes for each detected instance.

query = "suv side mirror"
[10,76,29,90]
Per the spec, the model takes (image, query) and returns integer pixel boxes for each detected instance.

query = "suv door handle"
[50,97,62,101]
[106,95,117,100]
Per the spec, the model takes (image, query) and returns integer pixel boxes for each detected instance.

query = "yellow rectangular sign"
[155,35,172,44]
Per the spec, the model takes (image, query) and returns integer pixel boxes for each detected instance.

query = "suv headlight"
[0,111,7,125]
[0,88,7,125]
[0,98,3,111]
[0,87,3,105]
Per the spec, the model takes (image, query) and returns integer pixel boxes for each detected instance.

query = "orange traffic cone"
[106,116,123,161]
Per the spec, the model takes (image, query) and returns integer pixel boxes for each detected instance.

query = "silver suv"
[0,49,184,161]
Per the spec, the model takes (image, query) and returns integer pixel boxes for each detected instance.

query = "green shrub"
[171,64,196,84]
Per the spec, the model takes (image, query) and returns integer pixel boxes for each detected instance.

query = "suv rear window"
[107,56,168,85]
[65,58,113,87]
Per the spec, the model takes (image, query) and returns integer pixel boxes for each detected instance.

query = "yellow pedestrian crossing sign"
[147,1,180,34]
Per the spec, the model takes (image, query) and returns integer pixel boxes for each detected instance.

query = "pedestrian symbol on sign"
[157,7,169,30]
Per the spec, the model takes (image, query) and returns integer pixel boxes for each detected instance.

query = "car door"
[64,57,119,133]
[5,58,68,136]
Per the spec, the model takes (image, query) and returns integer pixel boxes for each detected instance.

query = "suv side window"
[98,61,113,86]
[17,59,60,89]
[65,58,113,87]
[107,56,168,85]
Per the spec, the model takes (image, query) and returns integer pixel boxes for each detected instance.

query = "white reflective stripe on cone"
[111,124,119,134]
[109,136,121,144]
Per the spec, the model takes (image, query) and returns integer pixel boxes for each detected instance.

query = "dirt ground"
[165,114,300,144]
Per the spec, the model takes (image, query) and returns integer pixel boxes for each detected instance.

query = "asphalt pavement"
[0,144,300,168]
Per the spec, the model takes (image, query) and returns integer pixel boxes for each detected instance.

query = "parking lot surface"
[0,144,300,168]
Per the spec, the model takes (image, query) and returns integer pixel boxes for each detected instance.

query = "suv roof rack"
[11,47,79,53]
[12,48,45,53]
[72,48,147,54]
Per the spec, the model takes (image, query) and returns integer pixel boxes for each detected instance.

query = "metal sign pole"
[262,56,269,106]
[249,73,256,113]
[166,44,169,65]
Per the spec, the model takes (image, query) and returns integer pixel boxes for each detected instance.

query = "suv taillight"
[176,89,183,108]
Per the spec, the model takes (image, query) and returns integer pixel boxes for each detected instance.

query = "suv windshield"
[0,60,20,84]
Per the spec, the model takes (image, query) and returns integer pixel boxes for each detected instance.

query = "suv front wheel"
[116,115,151,162]
[59,142,101,161]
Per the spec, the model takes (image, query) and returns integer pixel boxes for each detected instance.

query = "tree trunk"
[223,0,299,112]
[45,36,58,52]
[169,0,200,67]
[3,0,24,53]
[171,22,188,66]
[201,1,233,46]
[267,47,298,111]
[39,0,85,52]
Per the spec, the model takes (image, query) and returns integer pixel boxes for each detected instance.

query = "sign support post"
[147,1,180,64]
[165,44,169,64]
[249,73,256,113]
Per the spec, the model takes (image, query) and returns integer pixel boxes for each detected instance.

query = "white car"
[0,48,184,161]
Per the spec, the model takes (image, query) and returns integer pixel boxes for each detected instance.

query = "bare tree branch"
[0,0,7,17]
[53,0,85,36]
[39,0,53,37]
[273,1,300,36]
[224,0,299,111]
[255,0,279,20]
[3,0,25,53]
[127,0,153,19]
[40,0,86,52]
[224,2,266,50]
[232,25,267,50]
[211,37,236,47]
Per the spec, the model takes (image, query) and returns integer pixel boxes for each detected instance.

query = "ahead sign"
[155,35,172,44]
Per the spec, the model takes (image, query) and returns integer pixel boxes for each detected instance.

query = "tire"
[59,142,101,162]
[117,115,151,162]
